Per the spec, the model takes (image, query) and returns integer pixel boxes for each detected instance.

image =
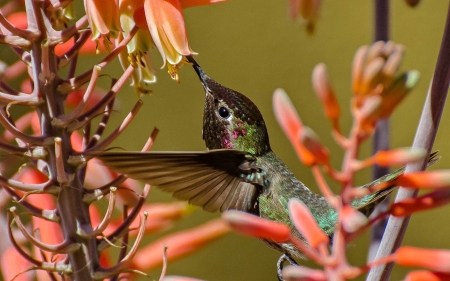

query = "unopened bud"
[313,63,340,123]
[300,126,329,165]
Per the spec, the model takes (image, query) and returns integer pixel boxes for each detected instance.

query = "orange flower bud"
[352,45,369,95]
[405,270,450,281]
[132,219,229,270]
[396,170,450,189]
[396,247,450,272]
[288,198,329,248]
[379,71,419,119]
[288,0,321,34]
[358,95,382,135]
[312,63,340,124]
[300,126,330,165]
[223,210,290,243]
[273,89,316,166]
[372,147,426,167]
[360,57,384,96]
[390,189,450,217]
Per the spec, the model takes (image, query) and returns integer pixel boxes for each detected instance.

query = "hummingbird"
[91,56,435,277]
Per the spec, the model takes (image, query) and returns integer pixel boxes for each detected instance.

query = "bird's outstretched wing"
[91,149,265,214]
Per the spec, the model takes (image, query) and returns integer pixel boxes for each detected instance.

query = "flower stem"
[367,3,450,280]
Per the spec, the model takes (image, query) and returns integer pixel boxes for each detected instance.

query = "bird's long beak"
[186,56,209,91]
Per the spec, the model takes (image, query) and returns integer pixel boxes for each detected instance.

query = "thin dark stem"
[369,0,390,263]
[366,3,450,281]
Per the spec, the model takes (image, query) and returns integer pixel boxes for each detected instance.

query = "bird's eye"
[218,107,230,119]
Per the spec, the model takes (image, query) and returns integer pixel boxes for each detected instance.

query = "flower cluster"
[222,41,450,280]
[84,0,225,92]
[0,1,228,280]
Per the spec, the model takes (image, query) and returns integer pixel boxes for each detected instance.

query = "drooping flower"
[119,0,157,93]
[84,0,121,51]
[288,0,321,34]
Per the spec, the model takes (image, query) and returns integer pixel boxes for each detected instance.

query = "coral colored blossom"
[132,219,229,270]
[396,246,450,272]
[84,0,121,40]
[389,189,450,217]
[223,210,291,243]
[396,170,450,189]
[405,270,450,281]
[273,88,317,166]
[288,198,328,248]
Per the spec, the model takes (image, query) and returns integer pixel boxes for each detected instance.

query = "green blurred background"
[93,1,450,280]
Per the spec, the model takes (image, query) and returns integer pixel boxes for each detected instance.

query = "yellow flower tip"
[167,63,182,83]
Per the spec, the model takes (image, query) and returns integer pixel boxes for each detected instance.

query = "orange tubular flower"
[143,0,196,76]
[123,0,225,83]
[84,0,121,49]
[120,0,157,92]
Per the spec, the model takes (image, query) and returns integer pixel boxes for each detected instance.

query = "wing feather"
[93,149,265,214]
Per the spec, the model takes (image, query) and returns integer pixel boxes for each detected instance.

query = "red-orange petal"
[288,198,329,248]
[396,247,450,272]
[133,6,149,30]
[273,89,317,166]
[1,247,33,281]
[372,148,426,167]
[312,63,340,121]
[396,170,450,189]
[300,126,330,165]
[132,219,229,270]
[7,12,28,29]
[223,210,290,243]
[389,189,450,217]
[405,270,450,281]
